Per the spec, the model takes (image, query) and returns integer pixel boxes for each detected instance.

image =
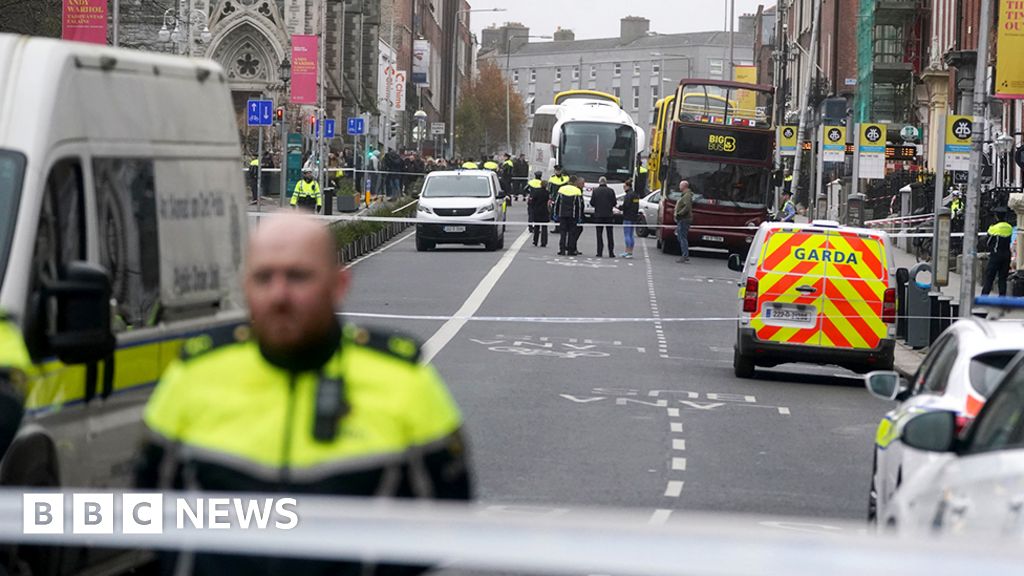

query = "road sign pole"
[933,124,947,279]
[257,126,263,214]
[280,115,287,209]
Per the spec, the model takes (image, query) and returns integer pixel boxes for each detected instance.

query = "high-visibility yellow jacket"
[291,179,322,208]
[136,322,472,573]
[461,162,479,169]
[483,161,499,171]
[0,313,30,457]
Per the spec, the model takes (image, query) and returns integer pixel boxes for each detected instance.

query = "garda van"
[0,35,247,572]
[727,221,897,378]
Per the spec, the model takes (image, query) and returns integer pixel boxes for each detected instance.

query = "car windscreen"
[421,176,492,198]
[0,151,26,290]
[970,351,1020,398]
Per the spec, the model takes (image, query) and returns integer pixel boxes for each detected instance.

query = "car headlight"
[476,204,496,214]
[418,205,433,214]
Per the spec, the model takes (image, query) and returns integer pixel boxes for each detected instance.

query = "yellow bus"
[648,95,676,193]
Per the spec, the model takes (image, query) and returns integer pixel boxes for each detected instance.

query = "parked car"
[637,190,661,237]
[415,170,508,251]
[864,318,1024,523]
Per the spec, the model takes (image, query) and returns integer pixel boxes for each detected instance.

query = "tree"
[454,59,527,158]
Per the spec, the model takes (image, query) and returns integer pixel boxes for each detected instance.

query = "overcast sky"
[469,0,773,41]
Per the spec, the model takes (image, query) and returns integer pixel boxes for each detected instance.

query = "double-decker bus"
[655,79,775,255]
[528,90,647,219]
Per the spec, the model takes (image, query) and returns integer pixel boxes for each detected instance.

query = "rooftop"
[480,30,755,58]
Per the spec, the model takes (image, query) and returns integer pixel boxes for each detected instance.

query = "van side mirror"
[727,253,744,272]
[43,262,116,365]
[864,371,906,401]
[900,411,958,453]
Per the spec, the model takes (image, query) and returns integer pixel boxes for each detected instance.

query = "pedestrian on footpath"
[674,180,694,263]
[619,179,640,258]
[526,171,549,247]
[982,212,1014,296]
[247,155,260,204]
[590,176,617,258]
[554,176,584,256]
[135,214,473,576]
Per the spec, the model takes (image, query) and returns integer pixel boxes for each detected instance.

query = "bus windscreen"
[560,122,636,181]
[665,159,769,209]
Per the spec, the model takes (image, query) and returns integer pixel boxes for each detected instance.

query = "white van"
[0,35,248,573]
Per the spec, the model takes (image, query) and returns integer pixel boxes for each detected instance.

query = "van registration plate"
[443,226,467,233]
[763,304,816,327]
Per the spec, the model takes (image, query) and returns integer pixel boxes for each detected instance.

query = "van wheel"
[733,349,755,379]
[415,236,433,252]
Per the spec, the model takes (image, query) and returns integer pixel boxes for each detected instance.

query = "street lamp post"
[450,8,507,159]
[157,8,212,56]
[279,58,291,208]
[506,34,551,154]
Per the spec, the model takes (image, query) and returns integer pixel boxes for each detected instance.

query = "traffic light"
[275,107,284,123]
[309,114,317,134]
[389,121,399,141]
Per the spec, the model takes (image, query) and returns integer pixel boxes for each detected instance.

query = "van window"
[0,151,26,287]
[93,158,162,331]
[30,158,86,341]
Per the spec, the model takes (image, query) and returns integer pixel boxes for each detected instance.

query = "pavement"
[341,202,890,556]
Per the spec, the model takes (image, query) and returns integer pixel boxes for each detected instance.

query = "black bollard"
[938,296,952,333]
[929,293,942,345]
[896,268,909,340]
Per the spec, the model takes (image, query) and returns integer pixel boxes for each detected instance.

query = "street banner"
[413,40,431,87]
[62,0,107,45]
[393,70,407,112]
[944,115,973,171]
[733,65,758,117]
[858,123,886,179]
[823,125,846,163]
[290,35,318,105]
[996,2,1024,99]
[778,125,798,157]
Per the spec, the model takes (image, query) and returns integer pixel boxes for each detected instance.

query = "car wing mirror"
[727,253,744,272]
[900,410,958,453]
[864,371,906,401]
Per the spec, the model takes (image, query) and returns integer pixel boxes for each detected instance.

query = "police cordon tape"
[2,489,1020,576]
[274,212,990,238]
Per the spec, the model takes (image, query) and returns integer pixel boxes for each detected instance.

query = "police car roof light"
[811,220,840,228]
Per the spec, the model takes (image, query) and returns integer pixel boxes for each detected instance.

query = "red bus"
[656,79,775,255]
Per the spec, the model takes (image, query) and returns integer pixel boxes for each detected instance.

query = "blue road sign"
[324,119,336,139]
[347,117,366,136]
[247,100,274,127]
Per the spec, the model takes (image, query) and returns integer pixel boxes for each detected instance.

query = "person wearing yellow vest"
[135,215,472,576]
[525,171,550,247]
[461,160,479,170]
[636,161,649,196]
[982,215,1014,296]
[0,313,30,459]
[483,158,499,172]
[291,169,322,212]
[554,175,585,256]
[248,156,261,204]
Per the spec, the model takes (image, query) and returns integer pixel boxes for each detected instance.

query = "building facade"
[478,16,755,154]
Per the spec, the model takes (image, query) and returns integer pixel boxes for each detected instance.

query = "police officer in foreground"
[135,214,473,576]
[0,313,29,461]
[982,212,1014,296]
[291,169,323,213]
[525,171,549,247]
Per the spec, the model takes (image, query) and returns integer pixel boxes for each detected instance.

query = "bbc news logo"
[23,494,299,534]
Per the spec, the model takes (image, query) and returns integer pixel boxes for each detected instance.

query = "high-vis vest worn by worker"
[0,313,30,459]
[548,174,570,196]
[291,179,322,210]
[461,161,479,170]
[136,322,472,575]
[483,161,499,171]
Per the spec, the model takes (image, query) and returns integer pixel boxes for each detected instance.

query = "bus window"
[531,113,557,145]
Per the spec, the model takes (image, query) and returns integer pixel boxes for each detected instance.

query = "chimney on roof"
[553,28,575,42]
[738,13,755,34]
[481,26,502,52]
[620,16,650,44]
[504,23,531,53]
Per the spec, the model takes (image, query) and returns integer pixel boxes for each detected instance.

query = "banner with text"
[62,0,107,44]
[996,1,1024,99]
[413,40,431,87]
[290,35,318,105]
[858,123,886,179]
[944,115,973,171]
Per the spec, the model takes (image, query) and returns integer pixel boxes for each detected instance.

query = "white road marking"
[670,422,683,433]
[664,481,685,498]
[671,457,687,471]
[672,439,687,451]
[667,408,680,417]
[648,509,673,525]
[421,230,531,363]
[778,407,792,415]
[343,228,415,270]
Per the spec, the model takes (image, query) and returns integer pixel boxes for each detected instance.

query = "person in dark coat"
[589,176,618,258]
[525,171,549,247]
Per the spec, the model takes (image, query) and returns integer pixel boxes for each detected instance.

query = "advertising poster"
[996,2,1024,99]
[62,0,108,45]
[290,35,318,105]
[413,40,431,87]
